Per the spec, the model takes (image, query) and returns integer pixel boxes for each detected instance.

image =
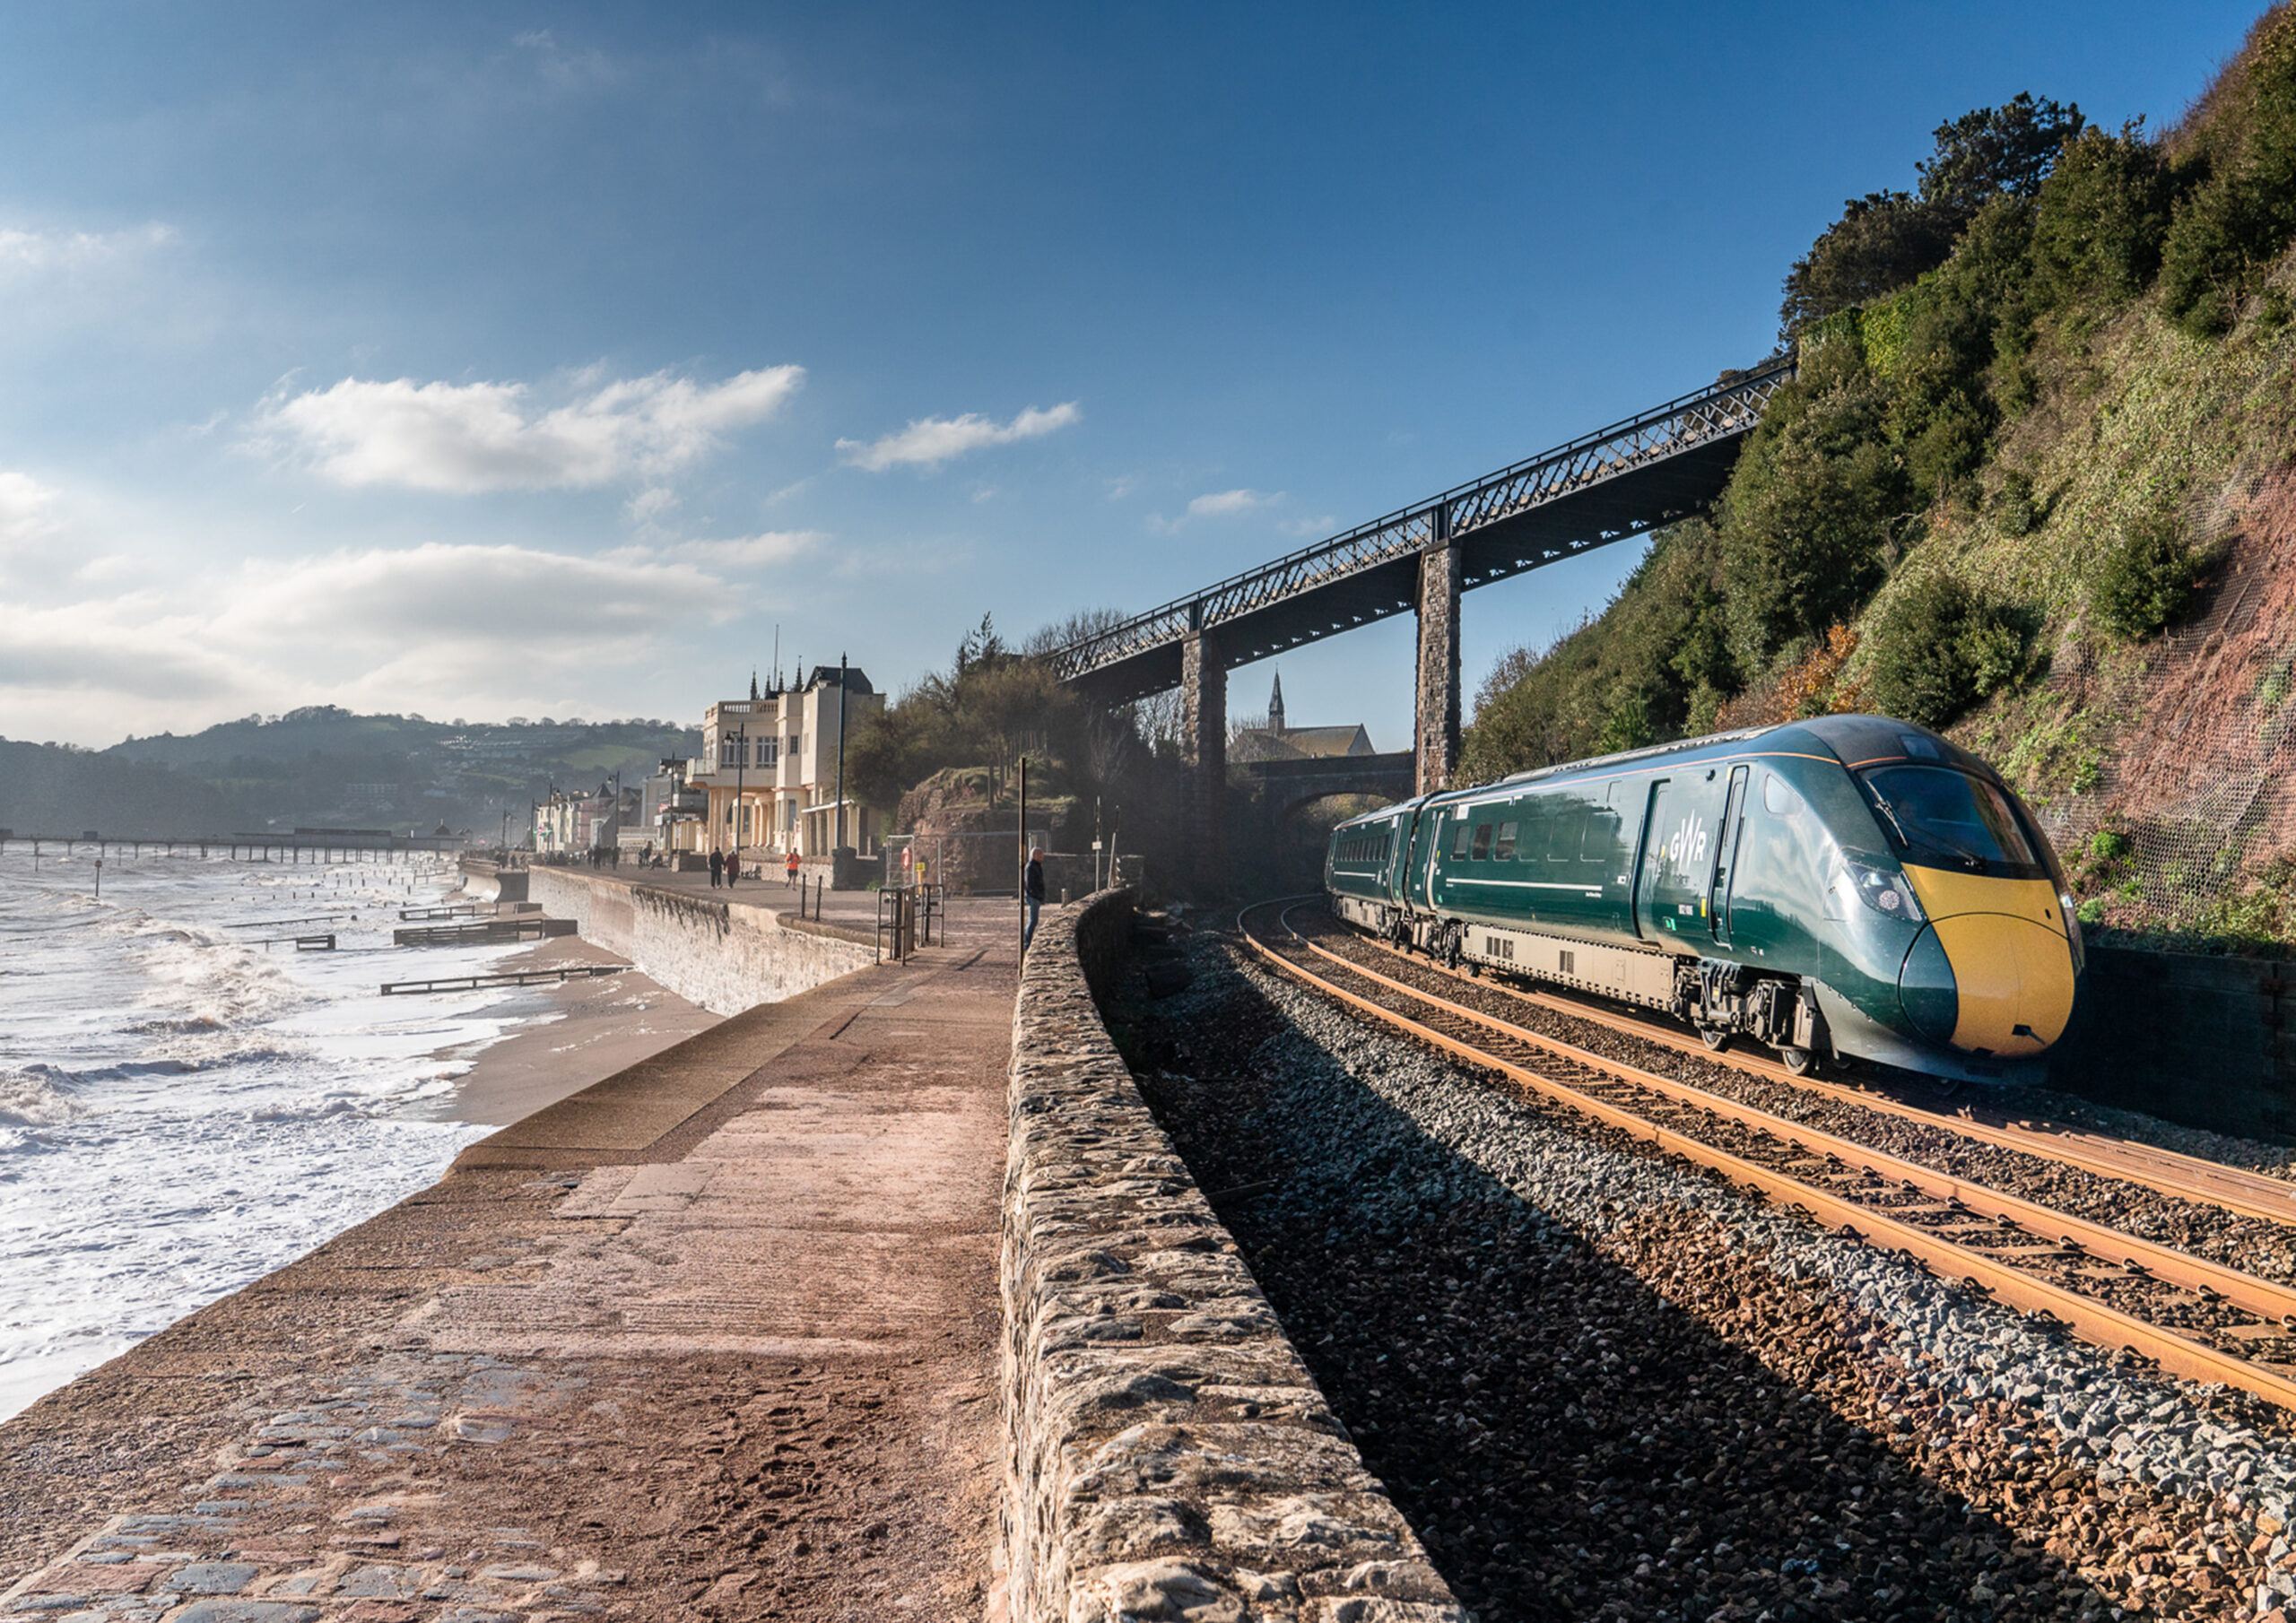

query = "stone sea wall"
[2050,943,2296,1142]
[999,890,1463,1623]
[525,866,874,1016]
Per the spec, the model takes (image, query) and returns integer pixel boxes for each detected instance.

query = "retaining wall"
[456,858,528,904]
[1000,890,1463,1623]
[2051,943,2296,1142]
[525,866,874,1016]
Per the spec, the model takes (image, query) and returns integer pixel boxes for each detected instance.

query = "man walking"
[1023,846,1046,954]
[786,847,800,889]
[726,847,742,886]
[709,847,724,889]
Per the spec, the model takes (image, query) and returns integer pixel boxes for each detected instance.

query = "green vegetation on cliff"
[1461,6,2296,947]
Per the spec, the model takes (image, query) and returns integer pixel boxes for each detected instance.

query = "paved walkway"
[532,861,1027,954]
[0,935,1019,1623]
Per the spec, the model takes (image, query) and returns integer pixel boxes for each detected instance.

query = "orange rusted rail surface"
[1239,901,2296,1412]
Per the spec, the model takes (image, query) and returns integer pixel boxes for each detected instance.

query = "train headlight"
[1839,857,1926,924]
[2058,890,2086,970]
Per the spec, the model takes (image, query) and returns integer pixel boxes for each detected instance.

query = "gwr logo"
[1663,812,1707,879]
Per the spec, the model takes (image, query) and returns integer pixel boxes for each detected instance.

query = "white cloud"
[837,401,1080,472]
[618,530,822,570]
[1186,487,1279,519]
[254,364,805,493]
[512,29,620,91]
[1146,487,1286,534]
[0,222,174,271]
[1105,474,1138,500]
[0,472,60,551]
[0,540,744,742]
[1279,513,1337,537]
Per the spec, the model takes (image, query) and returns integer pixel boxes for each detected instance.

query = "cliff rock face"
[898,768,1071,892]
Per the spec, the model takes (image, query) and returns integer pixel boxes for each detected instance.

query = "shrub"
[2030,125,2175,308]
[1865,572,2030,727]
[2159,10,2296,336]
[2093,516,2207,638]
[1718,345,1903,669]
[2090,829,2132,863]
[1992,470,2039,534]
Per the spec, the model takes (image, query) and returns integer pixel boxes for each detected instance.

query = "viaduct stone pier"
[1054,361,1796,890]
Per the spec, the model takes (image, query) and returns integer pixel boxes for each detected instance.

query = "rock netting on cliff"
[999,889,1465,1623]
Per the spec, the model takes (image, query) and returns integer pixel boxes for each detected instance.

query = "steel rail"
[1343,926,2296,1231]
[1237,902,2296,1410]
[1279,917,2296,1326]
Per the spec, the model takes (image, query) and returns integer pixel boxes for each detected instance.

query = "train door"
[1636,775,1714,943]
[1631,779,1671,941]
[1709,765,1750,947]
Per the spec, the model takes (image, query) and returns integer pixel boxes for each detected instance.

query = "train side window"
[1494,820,1518,859]
[1548,808,1585,864]
[1470,822,1493,860]
[1582,807,1619,861]
[1451,820,1474,859]
[1762,770,1805,820]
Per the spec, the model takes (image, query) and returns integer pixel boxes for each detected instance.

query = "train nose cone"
[1908,915,2075,1057]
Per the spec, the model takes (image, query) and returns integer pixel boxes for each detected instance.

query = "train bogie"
[1324,716,2083,1089]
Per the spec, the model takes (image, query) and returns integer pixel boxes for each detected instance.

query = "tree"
[1779,192,1957,339]
[1917,92,2086,220]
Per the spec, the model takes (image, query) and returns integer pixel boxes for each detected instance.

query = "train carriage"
[1326,715,2082,1088]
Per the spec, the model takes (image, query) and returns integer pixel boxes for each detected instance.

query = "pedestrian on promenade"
[1023,846,1046,954]
[726,848,742,886]
[709,847,724,888]
[786,848,799,889]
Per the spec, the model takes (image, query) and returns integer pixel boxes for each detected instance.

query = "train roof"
[1328,716,1998,831]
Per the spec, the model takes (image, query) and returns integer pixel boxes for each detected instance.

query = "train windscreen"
[1857,765,2047,880]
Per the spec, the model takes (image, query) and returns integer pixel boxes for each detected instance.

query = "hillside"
[0,707,702,839]
[0,741,240,838]
[1460,8,2296,950]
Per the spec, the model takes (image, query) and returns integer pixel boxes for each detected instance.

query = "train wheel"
[1778,1046,1816,1076]
[1697,1027,1729,1052]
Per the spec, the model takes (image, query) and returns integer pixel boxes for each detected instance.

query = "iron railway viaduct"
[1050,359,1796,886]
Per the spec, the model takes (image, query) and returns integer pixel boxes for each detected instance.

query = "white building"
[674,665,884,859]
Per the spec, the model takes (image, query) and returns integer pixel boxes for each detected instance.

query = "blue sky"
[0,2,2264,747]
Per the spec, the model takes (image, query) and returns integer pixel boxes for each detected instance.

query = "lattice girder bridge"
[1050,360,1796,888]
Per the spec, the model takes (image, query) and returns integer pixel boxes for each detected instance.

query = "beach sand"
[406,933,722,1127]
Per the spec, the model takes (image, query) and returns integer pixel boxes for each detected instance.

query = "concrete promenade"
[0,907,1022,1621]
[569,859,1031,951]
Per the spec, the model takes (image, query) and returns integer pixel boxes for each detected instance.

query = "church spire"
[1268,669,1285,736]
[750,669,759,701]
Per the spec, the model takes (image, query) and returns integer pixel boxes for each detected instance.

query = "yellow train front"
[1326,716,2082,1087]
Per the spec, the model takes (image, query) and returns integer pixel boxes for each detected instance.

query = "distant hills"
[0,706,701,840]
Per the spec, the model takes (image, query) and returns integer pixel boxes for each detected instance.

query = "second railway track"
[1241,898,2296,1414]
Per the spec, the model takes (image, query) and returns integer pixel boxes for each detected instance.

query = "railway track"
[1335,919,2296,1232]
[1240,897,2296,1413]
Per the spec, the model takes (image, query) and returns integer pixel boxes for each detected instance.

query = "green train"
[1324,715,2082,1087]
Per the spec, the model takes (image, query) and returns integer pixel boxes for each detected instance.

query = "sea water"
[0,847,552,1420]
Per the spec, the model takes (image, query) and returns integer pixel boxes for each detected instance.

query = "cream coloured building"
[671,665,884,859]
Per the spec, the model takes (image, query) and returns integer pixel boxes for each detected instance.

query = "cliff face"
[1461,4,2296,949]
